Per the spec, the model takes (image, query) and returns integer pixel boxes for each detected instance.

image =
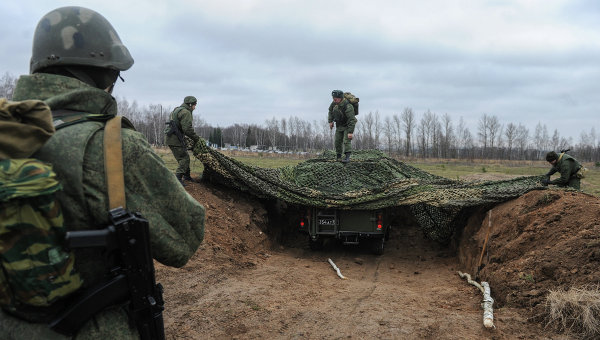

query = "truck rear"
[299,208,390,255]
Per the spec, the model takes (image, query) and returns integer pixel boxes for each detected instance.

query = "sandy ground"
[154,178,598,339]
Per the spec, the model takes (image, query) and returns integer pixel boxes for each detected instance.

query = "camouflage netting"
[193,145,546,243]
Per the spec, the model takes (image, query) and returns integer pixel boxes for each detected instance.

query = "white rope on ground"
[328,258,347,279]
[458,271,495,329]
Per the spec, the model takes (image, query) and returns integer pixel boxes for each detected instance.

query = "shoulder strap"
[558,153,564,162]
[104,116,126,210]
[171,107,184,123]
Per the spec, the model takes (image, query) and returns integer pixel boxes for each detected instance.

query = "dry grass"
[546,285,600,339]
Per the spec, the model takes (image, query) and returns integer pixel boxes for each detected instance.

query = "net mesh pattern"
[194,146,545,243]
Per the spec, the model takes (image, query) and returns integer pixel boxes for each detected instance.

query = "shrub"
[546,285,600,338]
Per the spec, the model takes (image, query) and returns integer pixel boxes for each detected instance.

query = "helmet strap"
[64,66,98,88]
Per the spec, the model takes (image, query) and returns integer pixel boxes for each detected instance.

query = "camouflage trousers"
[562,177,581,190]
[0,304,139,339]
[334,127,352,155]
[168,145,190,176]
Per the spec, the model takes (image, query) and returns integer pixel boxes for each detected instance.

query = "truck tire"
[372,237,385,255]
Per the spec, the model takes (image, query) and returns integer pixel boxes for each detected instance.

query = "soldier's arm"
[545,167,558,177]
[122,129,204,267]
[328,102,334,123]
[179,109,200,143]
[550,161,571,186]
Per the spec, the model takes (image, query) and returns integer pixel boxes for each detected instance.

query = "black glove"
[541,178,550,186]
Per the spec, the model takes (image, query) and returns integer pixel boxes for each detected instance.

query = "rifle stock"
[49,208,165,340]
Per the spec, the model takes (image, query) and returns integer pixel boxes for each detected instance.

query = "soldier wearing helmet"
[165,95,202,185]
[1,6,205,339]
[328,90,357,163]
[542,150,583,190]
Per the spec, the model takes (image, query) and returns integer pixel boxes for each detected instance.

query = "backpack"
[343,92,359,115]
[0,99,82,321]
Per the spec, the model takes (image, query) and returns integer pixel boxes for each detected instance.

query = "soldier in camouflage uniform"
[328,90,357,163]
[165,96,201,185]
[0,6,205,339]
[542,151,582,190]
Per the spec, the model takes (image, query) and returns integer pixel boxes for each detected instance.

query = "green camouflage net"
[193,146,546,243]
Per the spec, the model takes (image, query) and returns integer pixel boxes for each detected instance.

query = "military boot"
[184,170,200,183]
[176,173,186,187]
[342,152,351,163]
[336,153,342,161]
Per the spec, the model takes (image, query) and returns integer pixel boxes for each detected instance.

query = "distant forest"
[2,71,599,162]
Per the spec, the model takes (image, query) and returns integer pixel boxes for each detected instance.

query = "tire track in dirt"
[349,257,382,315]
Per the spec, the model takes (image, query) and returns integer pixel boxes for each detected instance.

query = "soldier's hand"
[541,178,550,186]
[329,122,334,130]
[193,138,208,155]
[347,133,353,140]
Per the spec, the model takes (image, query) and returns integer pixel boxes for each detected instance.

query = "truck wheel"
[309,237,324,250]
[372,237,385,255]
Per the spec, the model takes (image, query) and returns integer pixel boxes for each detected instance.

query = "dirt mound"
[155,178,597,338]
[459,189,600,323]
[154,181,274,335]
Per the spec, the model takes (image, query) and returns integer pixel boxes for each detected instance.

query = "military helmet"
[30,6,134,74]
[184,96,197,105]
[545,151,558,162]
[331,90,344,98]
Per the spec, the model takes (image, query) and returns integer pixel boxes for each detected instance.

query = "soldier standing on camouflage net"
[542,151,582,190]
[166,96,202,186]
[328,90,357,163]
[0,6,205,339]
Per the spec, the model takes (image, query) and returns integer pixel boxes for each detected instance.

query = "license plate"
[319,219,336,225]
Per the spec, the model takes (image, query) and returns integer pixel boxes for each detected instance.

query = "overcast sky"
[2,0,600,141]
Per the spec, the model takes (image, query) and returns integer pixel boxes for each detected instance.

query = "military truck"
[299,207,390,255]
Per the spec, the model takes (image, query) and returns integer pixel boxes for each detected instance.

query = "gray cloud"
[1,0,599,141]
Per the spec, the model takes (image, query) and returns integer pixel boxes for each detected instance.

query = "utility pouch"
[575,166,588,179]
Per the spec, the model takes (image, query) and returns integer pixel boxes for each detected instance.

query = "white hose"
[328,258,347,279]
[458,271,494,329]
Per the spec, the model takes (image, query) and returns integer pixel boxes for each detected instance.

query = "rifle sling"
[104,116,126,209]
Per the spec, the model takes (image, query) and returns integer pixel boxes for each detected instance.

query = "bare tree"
[551,129,560,152]
[487,115,501,156]
[0,72,17,100]
[417,112,432,158]
[504,123,517,160]
[477,114,490,157]
[373,110,382,149]
[280,118,288,151]
[265,117,279,149]
[401,107,415,157]
[441,113,454,158]
[361,112,375,149]
[515,124,529,159]
[391,114,403,155]
[383,116,395,155]
[148,104,168,146]
[251,124,266,149]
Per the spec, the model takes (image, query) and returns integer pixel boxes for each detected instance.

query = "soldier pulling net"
[193,144,545,244]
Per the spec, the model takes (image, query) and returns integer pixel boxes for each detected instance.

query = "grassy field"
[154,147,600,196]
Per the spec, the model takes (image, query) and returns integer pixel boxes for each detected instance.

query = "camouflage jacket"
[328,98,356,133]
[165,104,199,146]
[1,73,205,339]
[547,153,582,187]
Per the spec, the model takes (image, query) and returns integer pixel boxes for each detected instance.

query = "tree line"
[2,71,599,162]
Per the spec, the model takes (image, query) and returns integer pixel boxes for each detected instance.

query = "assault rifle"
[49,207,165,340]
[165,120,186,148]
